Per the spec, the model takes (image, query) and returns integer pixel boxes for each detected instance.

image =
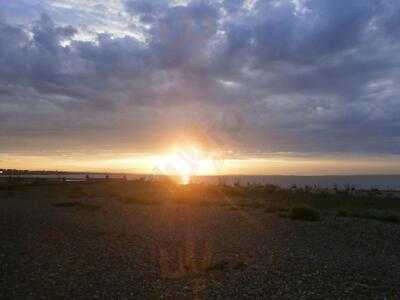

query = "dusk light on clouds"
[1,0,400,174]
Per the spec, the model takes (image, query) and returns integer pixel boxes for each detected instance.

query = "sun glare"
[153,145,218,184]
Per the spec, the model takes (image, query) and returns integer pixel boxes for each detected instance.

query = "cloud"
[0,0,400,158]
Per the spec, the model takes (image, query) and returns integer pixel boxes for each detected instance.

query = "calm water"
[2,174,400,190]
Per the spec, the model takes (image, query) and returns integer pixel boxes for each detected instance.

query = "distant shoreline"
[2,173,400,190]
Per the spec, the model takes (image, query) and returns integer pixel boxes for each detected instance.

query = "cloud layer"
[1,0,400,158]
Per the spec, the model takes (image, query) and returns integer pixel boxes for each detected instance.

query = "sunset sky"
[1,0,400,175]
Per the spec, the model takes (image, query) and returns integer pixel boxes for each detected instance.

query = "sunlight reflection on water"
[180,174,190,185]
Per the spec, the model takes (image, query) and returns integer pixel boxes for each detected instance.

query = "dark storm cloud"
[1,0,400,155]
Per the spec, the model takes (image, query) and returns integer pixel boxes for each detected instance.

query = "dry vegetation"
[1,178,400,223]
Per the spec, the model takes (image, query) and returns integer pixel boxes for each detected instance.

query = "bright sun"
[153,145,218,184]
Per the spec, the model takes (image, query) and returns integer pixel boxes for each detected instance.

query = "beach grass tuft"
[289,205,321,221]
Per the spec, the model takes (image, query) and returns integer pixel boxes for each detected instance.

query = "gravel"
[1,195,399,299]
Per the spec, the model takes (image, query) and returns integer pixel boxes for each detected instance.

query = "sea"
[2,173,400,190]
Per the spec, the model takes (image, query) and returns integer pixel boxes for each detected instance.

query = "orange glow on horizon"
[152,145,220,184]
[3,151,400,176]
